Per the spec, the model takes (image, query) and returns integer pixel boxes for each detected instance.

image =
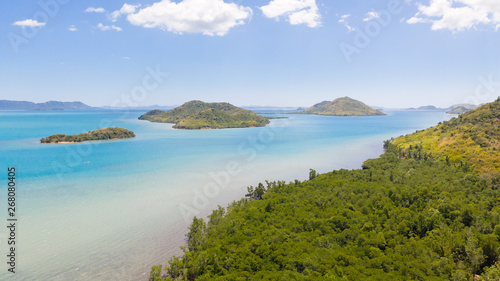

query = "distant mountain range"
[241,106,302,111]
[0,100,299,112]
[407,105,441,111]
[0,100,93,110]
[101,105,176,111]
[0,99,483,115]
[406,103,479,114]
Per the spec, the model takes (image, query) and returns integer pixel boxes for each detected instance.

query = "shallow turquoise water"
[0,110,452,280]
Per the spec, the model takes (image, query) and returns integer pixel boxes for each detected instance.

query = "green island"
[138,100,270,129]
[150,98,500,280]
[447,106,471,115]
[40,127,135,143]
[302,97,386,116]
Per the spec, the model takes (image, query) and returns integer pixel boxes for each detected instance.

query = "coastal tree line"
[149,99,500,280]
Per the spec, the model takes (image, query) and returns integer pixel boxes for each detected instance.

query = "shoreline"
[2,110,453,281]
[41,137,134,144]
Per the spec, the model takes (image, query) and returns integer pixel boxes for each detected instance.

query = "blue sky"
[1,0,500,108]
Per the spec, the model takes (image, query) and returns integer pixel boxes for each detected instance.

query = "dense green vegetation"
[40,127,135,143]
[150,99,500,280]
[393,98,500,179]
[303,97,386,116]
[138,100,270,129]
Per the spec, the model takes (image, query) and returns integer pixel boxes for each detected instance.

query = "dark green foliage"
[175,108,269,129]
[245,182,269,200]
[40,127,135,143]
[138,100,270,129]
[149,265,163,281]
[150,143,500,280]
[309,169,317,180]
[383,138,394,150]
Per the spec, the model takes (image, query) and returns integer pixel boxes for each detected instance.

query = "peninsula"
[150,98,500,280]
[303,97,386,116]
[138,100,270,129]
[41,127,135,143]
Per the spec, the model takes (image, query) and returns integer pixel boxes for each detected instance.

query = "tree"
[245,183,266,200]
[187,217,207,252]
[481,262,500,280]
[383,139,392,149]
[466,229,485,274]
[149,265,162,281]
[309,169,317,180]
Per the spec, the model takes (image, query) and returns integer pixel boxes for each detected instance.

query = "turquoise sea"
[0,109,452,280]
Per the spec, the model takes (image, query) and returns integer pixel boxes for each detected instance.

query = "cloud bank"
[12,19,46,28]
[260,0,321,28]
[126,0,252,36]
[407,0,500,31]
[85,7,106,13]
[97,23,122,31]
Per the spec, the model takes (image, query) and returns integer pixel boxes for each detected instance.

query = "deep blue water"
[0,109,452,280]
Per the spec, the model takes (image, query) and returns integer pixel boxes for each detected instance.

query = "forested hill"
[303,97,386,116]
[150,98,500,281]
[138,100,270,129]
[393,97,500,177]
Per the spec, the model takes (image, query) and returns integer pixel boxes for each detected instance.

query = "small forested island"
[40,127,135,143]
[447,106,470,115]
[138,100,270,129]
[150,98,500,280]
[302,96,386,116]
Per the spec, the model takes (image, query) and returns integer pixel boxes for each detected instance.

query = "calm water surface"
[0,109,452,280]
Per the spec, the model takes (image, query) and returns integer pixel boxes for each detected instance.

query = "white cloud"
[122,56,130,60]
[338,14,355,32]
[97,23,122,31]
[260,0,321,28]
[12,19,46,28]
[127,0,252,36]
[109,4,141,22]
[85,7,106,13]
[363,11,380,21]
[407,0,500,32]
[68,25,78,31]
